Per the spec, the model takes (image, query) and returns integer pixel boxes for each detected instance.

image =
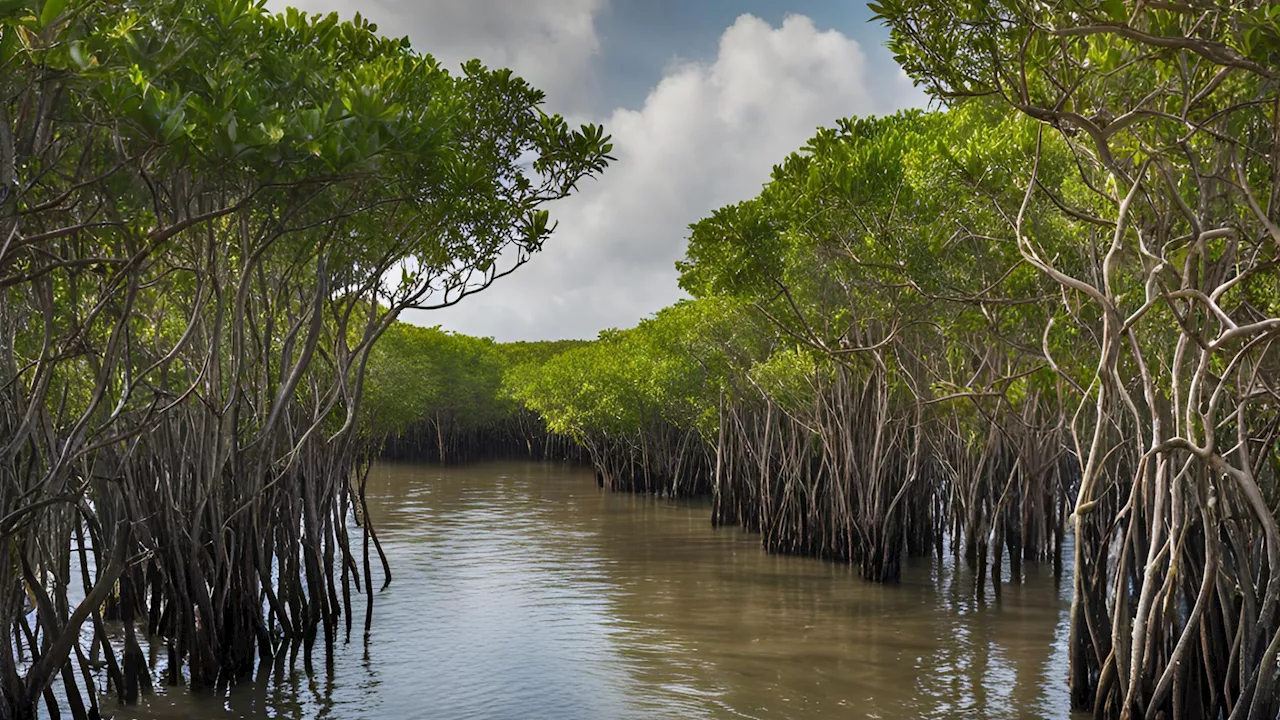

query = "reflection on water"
[106,461,1073,719]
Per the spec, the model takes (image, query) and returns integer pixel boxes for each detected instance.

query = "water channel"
[107,460,1074,719]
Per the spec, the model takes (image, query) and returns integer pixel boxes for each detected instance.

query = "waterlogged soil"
[104,461,1074,719]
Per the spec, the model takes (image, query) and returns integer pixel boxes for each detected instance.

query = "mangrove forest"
[3,0,1280,718]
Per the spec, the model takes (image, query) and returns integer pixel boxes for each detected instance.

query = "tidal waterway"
[106,460,1073,719]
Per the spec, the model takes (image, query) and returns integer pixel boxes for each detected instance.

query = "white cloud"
[266,0,604,112]
[417,13,928,341]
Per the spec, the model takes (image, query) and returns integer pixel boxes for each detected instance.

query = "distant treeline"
[363,327,587,465]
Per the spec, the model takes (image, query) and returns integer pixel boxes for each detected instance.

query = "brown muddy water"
[103,460,1073,719]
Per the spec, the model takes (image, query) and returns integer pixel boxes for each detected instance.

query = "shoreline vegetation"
[3,1,1279,719]
[0,2,611,718]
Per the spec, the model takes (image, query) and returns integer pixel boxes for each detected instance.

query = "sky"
[266,0,931,341]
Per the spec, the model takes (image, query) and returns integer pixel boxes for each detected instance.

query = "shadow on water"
[97,460,1075,719]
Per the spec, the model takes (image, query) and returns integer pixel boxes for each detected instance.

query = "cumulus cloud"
[265,0,604,112]
[417,13,927,341]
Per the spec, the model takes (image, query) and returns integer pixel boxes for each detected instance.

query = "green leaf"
[161,108,187,142]
[1100,0,1126,22]
[38,0,67,27]
[0,24,19,65]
